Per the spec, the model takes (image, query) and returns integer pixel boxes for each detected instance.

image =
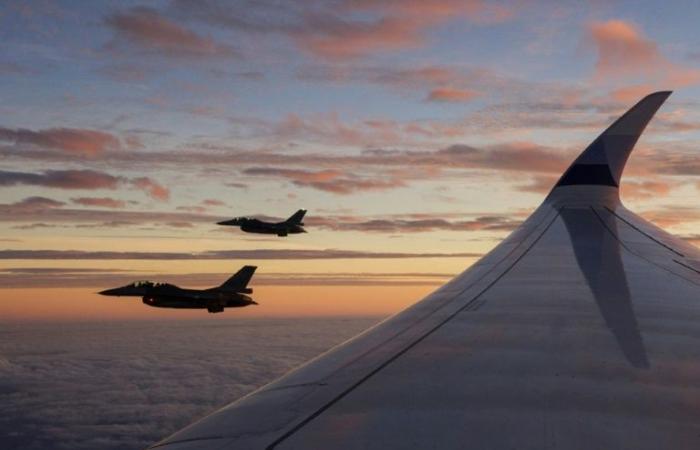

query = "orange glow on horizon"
[0,285,437,322]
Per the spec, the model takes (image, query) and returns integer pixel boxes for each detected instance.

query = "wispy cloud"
[0,169,123,189]
[295,0,514,59]
[243,167,406,194]
[310,214,520,232]
[105,6,236,59]
[0,248,482,260]
[175,0,514,61]
[0,267,454,288]
[130,177,170,201]
[71,197,127,209]
[0,170,169,201]
[426,87,479,103]
[0,126,123,156]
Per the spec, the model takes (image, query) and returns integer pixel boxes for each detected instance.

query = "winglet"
[552,91,671,191]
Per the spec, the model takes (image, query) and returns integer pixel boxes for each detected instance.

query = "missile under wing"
[150,91,700,449]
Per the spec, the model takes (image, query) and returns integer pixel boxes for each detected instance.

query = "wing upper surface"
[149,92,700,450]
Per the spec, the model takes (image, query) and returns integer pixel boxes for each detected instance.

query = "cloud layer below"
[0,317,378,450]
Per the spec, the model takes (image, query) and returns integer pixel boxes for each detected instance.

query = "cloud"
[271,112,387,147]
[0,127,121,156]
[586,20,700,86]
[610,84,655,103]
[130,177,170,201]
[71,197,127,209]
[309,214,520,233]
[437,142,570,173]
[0,318,376,450]
[243,167,405,194]
[225,182,248,189]
[10,223,59,230]
[588,20,659,77]
[0,136,579,196]
[232,142,570,186]
[295,0,514,59]
[0,197,220,225]
[293,15,419,60]
[104,6,235,59]
[11,196,66,210]
[679,233,700,245]
[202,199,226,206]
[426,87,479,103]
[0,248,482,260]
[516,175,558,194]
[174,0,513,60]
[635,206,700,229]
[165,221,194,228]
[0,195,525,236]
[620,180,674,201]
[0,268,454,288]
[0,61,30,75]
[0,169,122,189]
[348,0,514,24]
[0,170,169,201]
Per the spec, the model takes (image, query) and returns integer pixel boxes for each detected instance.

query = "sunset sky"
[3,0,700,320]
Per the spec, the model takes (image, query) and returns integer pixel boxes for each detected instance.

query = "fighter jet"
[217,209,307,236]
[99,266,257,313]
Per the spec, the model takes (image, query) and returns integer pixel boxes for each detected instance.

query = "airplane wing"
[149,91,700,449]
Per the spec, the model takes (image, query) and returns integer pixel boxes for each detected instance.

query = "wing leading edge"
[150,92,700,450]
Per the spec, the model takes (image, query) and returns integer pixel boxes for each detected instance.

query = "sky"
[3,0,700,320]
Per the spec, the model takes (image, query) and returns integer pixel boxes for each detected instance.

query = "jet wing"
[149,91,700,449]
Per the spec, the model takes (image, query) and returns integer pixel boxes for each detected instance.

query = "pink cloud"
[131,177,170,201]
[202,199,226,206]
[586,20,700,86]
[426,87,479,103]
[588,20,659,76]
[71,197,127,209]
[105,7,235,58]
[0,127,121,156]
[610,84,654,103]
[620,180,674,200]
[0,169,122,189]
[296,17,422,60]
[516,175,558,194]
[0,169,169,201]
[348,0,513,24]
[295,0,514,60]
[177,205,206,213]
[243,167,405,194]
[7,196,65,211]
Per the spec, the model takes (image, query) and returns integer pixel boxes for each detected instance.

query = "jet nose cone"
[98,288,119,296]
[216,220,230,225]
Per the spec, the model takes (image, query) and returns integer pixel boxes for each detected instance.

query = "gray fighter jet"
[217,209,306,236]
[99,266,257,313]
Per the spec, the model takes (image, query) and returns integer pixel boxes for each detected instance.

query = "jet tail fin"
[553,91,671,190]
[285,209,307,224]
[219,266,257,292]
